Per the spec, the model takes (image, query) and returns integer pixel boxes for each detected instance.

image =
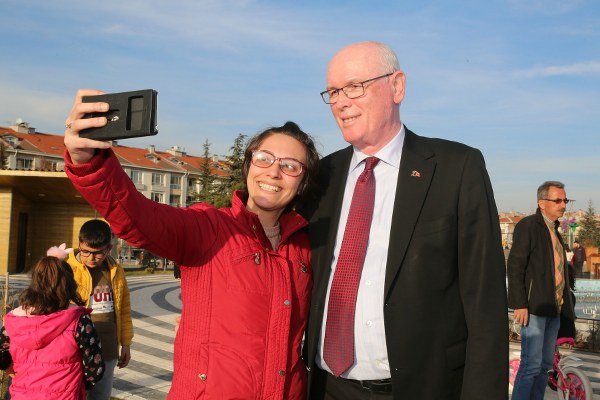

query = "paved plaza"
[6,274,600,399]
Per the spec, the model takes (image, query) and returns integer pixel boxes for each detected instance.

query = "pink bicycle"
[509,337,592,399]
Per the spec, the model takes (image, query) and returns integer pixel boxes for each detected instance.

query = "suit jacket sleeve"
[507,219,531,310]
[456,148,508,399]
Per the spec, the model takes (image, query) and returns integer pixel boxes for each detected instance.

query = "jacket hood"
[4,306,86,350]
[67,249,85,268]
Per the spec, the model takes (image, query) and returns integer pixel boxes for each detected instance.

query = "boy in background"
[67,219,134,400]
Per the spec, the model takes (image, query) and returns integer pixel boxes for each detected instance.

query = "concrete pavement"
[112,274,179,399]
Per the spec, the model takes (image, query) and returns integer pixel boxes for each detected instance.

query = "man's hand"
[117,345,131,368]
[513,308,529,327]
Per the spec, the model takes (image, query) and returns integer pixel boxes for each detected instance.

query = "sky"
[1,0,599,213]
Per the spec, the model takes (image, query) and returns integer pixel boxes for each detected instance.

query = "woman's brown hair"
[242,121,320,207]
[19,256,85,315]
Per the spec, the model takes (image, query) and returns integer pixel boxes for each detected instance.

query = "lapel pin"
[411,170,421,178]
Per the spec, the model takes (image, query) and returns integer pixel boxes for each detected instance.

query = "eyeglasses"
[79,247,109,258]
[320,72,395,104]
[251,150,305,177]
[542,198,573,205]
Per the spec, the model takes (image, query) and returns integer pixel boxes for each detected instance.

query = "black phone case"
[80,89,158,141]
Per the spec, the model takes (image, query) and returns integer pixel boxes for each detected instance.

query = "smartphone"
[80,89,158,141]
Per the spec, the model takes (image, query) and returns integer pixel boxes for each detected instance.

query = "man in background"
[572,239,586,278]
[507,181,575,399]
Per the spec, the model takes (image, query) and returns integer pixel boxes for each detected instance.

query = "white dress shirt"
[317,126,404,379]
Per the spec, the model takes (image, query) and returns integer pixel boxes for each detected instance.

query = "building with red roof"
[0,120,229,274]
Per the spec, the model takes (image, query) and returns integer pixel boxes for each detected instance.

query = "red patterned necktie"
[323,156,379,377]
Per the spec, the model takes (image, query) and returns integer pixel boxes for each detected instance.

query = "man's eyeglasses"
[320,72,394,104]
[542,198,573,205]
[251,150,305,177]
[79,248,109,257]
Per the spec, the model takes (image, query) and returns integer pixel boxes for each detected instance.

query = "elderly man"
[303,41,508,400]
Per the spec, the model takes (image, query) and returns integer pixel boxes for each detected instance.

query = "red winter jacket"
[65,149,312,399]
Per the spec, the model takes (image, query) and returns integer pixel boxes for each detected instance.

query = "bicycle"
[509,337,592,399]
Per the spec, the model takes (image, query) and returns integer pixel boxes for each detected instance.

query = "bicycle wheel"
[557,366,593,400]
[508,358,520,392]
[509,317,521,340]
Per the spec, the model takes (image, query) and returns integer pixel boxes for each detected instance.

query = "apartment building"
[0,120,229,274]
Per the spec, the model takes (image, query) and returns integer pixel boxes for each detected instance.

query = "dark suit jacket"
[507,209,576,319]
[302,128,508,399]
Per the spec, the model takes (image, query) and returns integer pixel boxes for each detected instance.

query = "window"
[188,179,200,192]
[131,170,142,184]
[16,158,33,170]
[3,135,19,147]
[151,192,164,203]
[146,154,159,163]
[170,175,182,189]
[170,195,181,207]
[152,173,164,186]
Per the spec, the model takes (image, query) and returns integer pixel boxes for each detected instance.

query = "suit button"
[278,370,286,376]
[198,373,207,381]
[284,299,290,306]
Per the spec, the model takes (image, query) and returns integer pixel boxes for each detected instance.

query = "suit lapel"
[384,129,436,298]
[311,147,353,299]
[312,135,436,301]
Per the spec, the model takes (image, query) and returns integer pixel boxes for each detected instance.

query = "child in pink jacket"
[0,244,105,399]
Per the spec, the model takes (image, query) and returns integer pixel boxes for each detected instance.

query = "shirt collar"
[541,211,559,229]
[350,124,405,171]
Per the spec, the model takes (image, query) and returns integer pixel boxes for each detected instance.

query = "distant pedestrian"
[507,181,576,399]
[0,244,104,399]
[173,263,181,279]
[67,219,133,400]
[572,239,586,278]
[565,244,574,267]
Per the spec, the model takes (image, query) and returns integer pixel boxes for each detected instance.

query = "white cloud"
[506,0,584,14]
[513,61,600,78]
[57,0,329,55]
[0,81,73,132]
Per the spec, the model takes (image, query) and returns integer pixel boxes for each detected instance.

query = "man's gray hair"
[370,41,401,73]
[537,181,565,200]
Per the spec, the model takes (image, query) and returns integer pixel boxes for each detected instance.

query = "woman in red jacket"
[63,89,320,399]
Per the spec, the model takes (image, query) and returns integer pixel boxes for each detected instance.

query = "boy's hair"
[79,219,113,248]
[20,256,85,315]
